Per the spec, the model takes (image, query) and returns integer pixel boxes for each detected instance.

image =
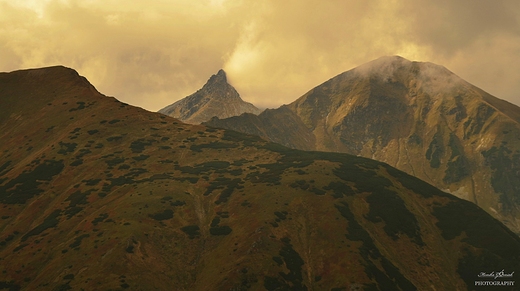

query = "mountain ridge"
[1,65,519,290]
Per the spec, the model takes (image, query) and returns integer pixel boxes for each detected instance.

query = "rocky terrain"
[0,66,519,290]
[205,56,520,235]
[159,69,262,124]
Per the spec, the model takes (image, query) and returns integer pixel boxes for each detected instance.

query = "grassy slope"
[0,67,519,291]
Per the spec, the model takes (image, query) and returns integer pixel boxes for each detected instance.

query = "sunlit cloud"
[0,0,519,110]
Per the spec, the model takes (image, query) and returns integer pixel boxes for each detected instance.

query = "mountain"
[1,66,519,290]
[158,69,262,124]
[205,56,520,235]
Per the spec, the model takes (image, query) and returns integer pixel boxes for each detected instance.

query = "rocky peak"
[198,69,239,101]
[216,69,226,79]
[204,69,228,89]
[158,69,261,124]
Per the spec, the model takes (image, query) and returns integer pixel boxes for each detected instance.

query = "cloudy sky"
[1,0,519,110]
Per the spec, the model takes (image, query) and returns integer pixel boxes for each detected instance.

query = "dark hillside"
[0,66,518,290]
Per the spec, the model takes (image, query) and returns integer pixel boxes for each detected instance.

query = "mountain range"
[1,66,519,290]
[158,69,262,124]
[204,56,520,235]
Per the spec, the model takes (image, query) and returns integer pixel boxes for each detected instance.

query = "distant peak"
[352,55,453,79]
[376,55,408,62]
[367,55,412,67]
[216,69,226,78]
[355,55,454,74]
[207,69,227,84]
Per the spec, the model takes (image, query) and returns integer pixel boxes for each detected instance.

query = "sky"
[1,0,520,111]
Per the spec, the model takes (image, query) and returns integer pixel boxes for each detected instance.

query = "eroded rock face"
[205,56,520,234]
[159,69,262,124]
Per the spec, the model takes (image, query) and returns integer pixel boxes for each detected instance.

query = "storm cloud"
[1,0,519,110]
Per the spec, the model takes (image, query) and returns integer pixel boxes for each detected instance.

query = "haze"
[1,0,519,110]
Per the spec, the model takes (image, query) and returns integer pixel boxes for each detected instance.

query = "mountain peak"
[374,55,409,63]
[206,69,227,86]
[350,56,461,96]
[353,55,452,76]
[3,65,82,81]
[2,65,99,91]
[0,65,101,124]
[353,55,412,76]
[158,69,261,123]
[216,69,226,78]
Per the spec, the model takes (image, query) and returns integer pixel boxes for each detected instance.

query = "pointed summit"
[159,70,261,124]
[205,69,227,86]
[216,68,226,79]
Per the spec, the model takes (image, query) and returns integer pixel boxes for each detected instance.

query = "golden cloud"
[0,0,519,110]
